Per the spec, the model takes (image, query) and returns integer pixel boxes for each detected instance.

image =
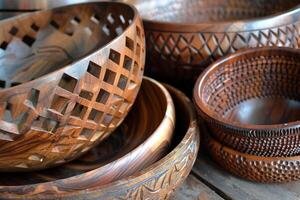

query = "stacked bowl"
[0,1,200,199]
[126,0,300,184]
[194,47,300,183]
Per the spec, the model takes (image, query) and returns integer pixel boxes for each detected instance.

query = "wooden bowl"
[203,123,300,183]
[125,0,300,93]
[0,2,145,171]
[0,78,198,200]
[194,47,300,157]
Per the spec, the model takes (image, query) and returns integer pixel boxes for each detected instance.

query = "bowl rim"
[73,82,199,198]
[134,1,300,32]
[193,46,300,132]
[0,1,140,92]
[0,77,176,198]
[45,79,199,199]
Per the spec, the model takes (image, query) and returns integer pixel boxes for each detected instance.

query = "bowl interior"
[129,0,300,23]
[0,78,167,186]
[198,48,300,126]
[0,2,134,88]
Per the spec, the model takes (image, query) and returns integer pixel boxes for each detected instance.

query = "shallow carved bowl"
[194,47,300,157]
[125,0,300,93]
[0,2,145,171]
[0,78,191,200]
[203,124,300,183]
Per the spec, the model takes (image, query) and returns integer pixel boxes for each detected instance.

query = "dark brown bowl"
[203,123,300,183]
[125,0,300,93]
[0,78,200,200]
[194,47,300,157]
[0,2,145,171]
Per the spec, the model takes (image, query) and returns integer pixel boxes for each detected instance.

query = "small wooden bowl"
[125,0,300,93]
[203,124,300,183]
[194,47,300,157]
[0,2,145,171]
[0,78,200,200]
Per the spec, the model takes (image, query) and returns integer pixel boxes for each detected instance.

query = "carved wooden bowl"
[194,47,300,157]
[125,0,300,93]
[203,124,300,183]
[0,2,145,171]
[0,78,197,200]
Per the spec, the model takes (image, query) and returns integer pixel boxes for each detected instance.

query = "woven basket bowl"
[0,2,145,171]
[203,123,300,183]
[194,47,300,157]
[125,0,300,93]
[0,78,191,200]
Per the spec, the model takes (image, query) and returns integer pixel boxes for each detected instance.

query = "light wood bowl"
[0,2,145,171]
[0,78,201,199]
[0,77,177,199]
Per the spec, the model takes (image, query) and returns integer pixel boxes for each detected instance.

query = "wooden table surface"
[171,152,300,200]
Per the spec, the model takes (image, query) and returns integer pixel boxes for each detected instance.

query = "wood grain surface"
[0,78,199,200]
[193,153,300,200]
[0,2,145,171]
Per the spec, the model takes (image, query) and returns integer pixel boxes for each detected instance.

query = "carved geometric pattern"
[145,20,300,89]
[0,3,145,171]
[0,117,199,199]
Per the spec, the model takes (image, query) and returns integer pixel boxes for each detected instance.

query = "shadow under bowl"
[194,47,300,157]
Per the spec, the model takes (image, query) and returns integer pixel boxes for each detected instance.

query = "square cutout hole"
[9,26,18,36]
[117,75,128,90]
[0,41,8,50]
[96,89,110,104]
[58,73,78,92]
[87,61,101,78]
[125,37,134,51]
[88,109,103,123]
[79,90,93,100]
[103,69,116,85]
[109,49,121,65]
[123,55,133,71]
[71,103,87,119]
[22,35,35,47]
[50,20,60,29]
[31,23,40,32]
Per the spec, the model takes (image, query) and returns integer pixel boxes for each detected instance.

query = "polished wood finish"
[194,47,300,157]
[125,0,300,93]
[202,123,300,183]
[0,2,145,171]
[0,78,199,200]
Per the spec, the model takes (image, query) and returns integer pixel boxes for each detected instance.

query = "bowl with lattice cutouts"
[0,2,145,171]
